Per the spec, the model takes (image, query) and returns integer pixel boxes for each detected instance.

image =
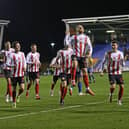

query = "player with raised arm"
[1,41,14,102]
[65,25,94,96]
[26,43,41,100]
[10,41,26,108]
[100,40,125,105]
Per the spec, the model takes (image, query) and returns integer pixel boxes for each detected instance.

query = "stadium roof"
[62,14,129,32]
[0,20,10,26]
[0,19,10,49]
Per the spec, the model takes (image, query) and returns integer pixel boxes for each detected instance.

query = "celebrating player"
[65,24,95,96]
[10,41,26,108]
[26,43,41,100]
[1,41,14,102]
[100,40,125,105]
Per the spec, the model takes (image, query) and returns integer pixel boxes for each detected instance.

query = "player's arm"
[86,36,93,57]
[26,53,32,64]
[23,53,26,72]
[38,53,41,68]
[64,31,74,48]
[65,23,70,34]
[51,51,61,69]
[50,64,60,69]
[0,51,5,62]
[50,58,61,69]
[8,53,15,68]
[100,52,108,76]
[26,53,35,65]
[49,57,56,68]
[120,52,125,71]
[64,24,70,43]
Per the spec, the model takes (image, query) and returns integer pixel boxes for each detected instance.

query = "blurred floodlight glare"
[50,42,55,48]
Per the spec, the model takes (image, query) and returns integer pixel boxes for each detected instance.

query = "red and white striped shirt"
[1,48,15,70]
[65,33,93,57]
[101,50,124,75]
[10,51,26,77]
[26,52,40,72]
[50,57,60,76]
[56,48,73,74]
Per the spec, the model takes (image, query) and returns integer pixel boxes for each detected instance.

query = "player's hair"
[76,24,84,33]
[12,41,20,48]
[31,43,37,47]
[111,39,118,44]
[4,41,11,48]
[5,41,11,44]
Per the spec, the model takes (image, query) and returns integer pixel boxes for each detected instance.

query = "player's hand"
[50,64,60,69]
[65,31,70,35]
[38,62,41,67]
[23,67,26,72]
[56,64,61,69]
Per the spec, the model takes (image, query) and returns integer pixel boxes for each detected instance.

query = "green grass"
[0,73,129,129]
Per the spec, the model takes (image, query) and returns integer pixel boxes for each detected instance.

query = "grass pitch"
[0,72,129,129]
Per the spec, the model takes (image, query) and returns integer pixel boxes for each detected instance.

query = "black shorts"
[28,72,40,81]
[60,73,71,85]
[72,55,87,69]
[108,74,124,85]
[11,77,25,87]
[3,69,12,78]
[53,75,59,83]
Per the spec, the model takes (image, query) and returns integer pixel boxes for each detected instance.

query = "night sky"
[0,0,129,62]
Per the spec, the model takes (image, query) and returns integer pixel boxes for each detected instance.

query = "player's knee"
[120,84,124,88]
[20,87,24,91]
[110,84,116,88]
[7,81,11,85]
[36,79,39,85]
[52,81,56,85]
[20,84,25,91]
[7,78,11,84]
[61,79,67,87]
[72,60,77,67]
[83,72,88,76]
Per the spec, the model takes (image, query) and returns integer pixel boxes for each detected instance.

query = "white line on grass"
[0,101,104,120]
[0,96,129,120]
[0,105,82,120]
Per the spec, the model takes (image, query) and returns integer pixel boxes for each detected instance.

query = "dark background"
[0,0,129,62]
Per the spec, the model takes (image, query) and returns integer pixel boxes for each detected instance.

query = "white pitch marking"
[0,96,129,120]
[0,105,82,120]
